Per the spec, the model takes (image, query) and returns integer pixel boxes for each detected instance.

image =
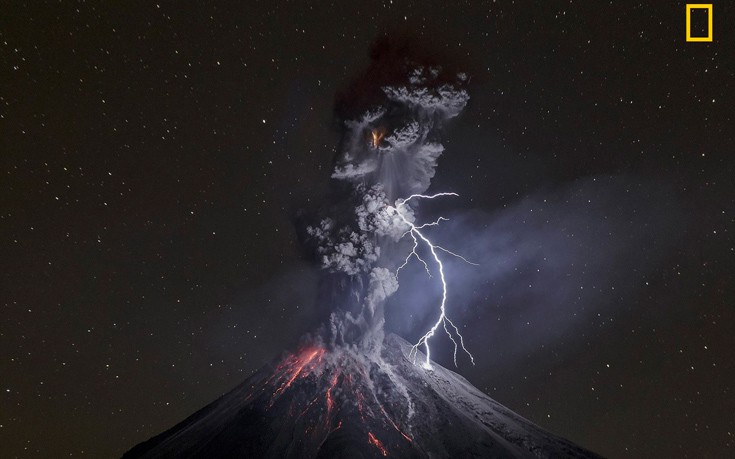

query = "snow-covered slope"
[124,334,603,458]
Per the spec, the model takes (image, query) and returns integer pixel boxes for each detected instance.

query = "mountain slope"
[124,334,603,458]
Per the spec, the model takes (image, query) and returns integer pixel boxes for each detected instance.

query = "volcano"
[124,334,602,458]
[126,46,605,459]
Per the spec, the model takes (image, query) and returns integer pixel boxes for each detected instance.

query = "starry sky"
[1,1,733,458]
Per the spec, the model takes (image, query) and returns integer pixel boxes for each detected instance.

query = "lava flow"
[241,344,415,457]
[368,432,389,456]
[269,346,326,406]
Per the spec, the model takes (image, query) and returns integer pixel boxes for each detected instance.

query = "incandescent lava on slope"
[124,335,603,458]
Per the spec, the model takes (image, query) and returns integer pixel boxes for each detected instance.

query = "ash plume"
[305,40,470,353]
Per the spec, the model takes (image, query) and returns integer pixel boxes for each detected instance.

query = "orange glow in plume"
[370,127,386,149]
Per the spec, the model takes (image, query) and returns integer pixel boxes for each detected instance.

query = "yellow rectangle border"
[686,4,713,42]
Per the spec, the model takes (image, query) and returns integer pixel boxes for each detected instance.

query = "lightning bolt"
[388,193,478,369]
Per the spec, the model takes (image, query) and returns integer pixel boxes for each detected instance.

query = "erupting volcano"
[125,40,604,458]
[125,335,601,458]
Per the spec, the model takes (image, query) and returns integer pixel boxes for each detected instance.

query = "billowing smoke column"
[306,42,473,366]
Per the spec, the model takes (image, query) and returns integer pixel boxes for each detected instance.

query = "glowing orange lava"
[367,431,389,456]
[378,404,412,442]
[325,372,339,417]
[249,347,413,455]
[370,127,386,149]
[270,347,325,405]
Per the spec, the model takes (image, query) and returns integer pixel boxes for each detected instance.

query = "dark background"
[1,1,733,457]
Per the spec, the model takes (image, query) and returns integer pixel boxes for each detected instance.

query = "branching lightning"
[387,193,478,369]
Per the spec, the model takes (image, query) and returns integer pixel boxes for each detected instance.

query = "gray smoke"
[307,61,469,351]
[332,70,468,200]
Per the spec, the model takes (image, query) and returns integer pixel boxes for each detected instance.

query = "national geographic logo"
[686,4,713,42]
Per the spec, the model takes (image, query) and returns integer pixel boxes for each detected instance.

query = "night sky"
[2,1,733,458]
